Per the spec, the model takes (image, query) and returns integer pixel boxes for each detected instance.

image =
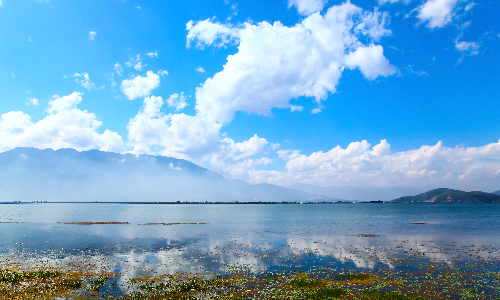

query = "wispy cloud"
[73,73,96,90]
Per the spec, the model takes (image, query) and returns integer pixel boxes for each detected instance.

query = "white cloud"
[109,73,117,88]
[277,149,301,161]
[127,96,169,154]
[120,71,160,100]
[215,157,272,179]
[124,55,145,71]
[95,130,126,153]
[73,73,96,90]
[147,51,158,58]
[290,105,303,112]
[195,66,206,73]
[247,139,500,191]
[127,96,268,165]
[158,70,168,77]
[464,2,476,11]
[219,134,268,162]
[186,19,239,49]
[288,0,328,16]
[27,98,39,106]
[378,0,410,5]
[134,61,145,71]
[455,40,480,55]
[0,0,2,6]
[11,72,15,78]
[166,93,188,111]
[0,92,125,153]
[89,31,97,40]
[114,63,124,76]
[417,0,459,28]
[127,100,222,160]
[271,143,280,150]
[345,45,397,80]
[191,3,394,124]
[47,92,83,113]
[169,163,182,170]
[28,36,32,42]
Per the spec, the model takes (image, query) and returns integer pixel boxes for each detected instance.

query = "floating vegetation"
[355,234,380,237]
[64,222,130,225]
[408,223,428,225]
[139,222,207,225]
[0,268,95,300]
[0,222,19,224]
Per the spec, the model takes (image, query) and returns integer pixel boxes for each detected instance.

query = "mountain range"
[0,147,337,203]
[2,148,498,203]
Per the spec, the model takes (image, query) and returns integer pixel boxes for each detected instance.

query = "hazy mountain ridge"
[391,188,500,203]
[0,147,335,203]
[289,183,432,202]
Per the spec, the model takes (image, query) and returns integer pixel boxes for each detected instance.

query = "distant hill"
[289,183,431,202]
[391,188,500,203]
[493,190,500,195]
[0,147,335,203]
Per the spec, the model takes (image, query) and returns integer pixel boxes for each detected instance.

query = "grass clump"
[0,269,63,284]
[59,278,83,288]
[132,276,234,299]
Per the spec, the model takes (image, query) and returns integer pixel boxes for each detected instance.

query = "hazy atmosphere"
[1,0,499,191]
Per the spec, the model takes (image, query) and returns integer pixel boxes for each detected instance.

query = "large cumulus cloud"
[188,2,395,124]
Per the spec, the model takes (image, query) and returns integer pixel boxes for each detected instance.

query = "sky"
[0,0,499,191]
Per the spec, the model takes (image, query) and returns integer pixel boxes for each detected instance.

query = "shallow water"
[0,203,499,298]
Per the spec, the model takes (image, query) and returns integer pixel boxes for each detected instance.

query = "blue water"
[0,203,499,280]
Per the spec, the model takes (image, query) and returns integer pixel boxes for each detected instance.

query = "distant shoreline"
[0,201,374,205]
[1,200,497,205]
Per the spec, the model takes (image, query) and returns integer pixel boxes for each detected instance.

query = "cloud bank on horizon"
[0,0,499,191]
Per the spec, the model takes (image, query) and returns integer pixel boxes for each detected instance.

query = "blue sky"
[1,0,499,191]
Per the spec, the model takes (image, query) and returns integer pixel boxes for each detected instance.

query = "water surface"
[0,203,499,297]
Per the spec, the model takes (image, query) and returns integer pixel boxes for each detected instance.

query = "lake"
[0,203,499,299]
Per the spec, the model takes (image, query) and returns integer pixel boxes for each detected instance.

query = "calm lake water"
[1,203,499,297]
